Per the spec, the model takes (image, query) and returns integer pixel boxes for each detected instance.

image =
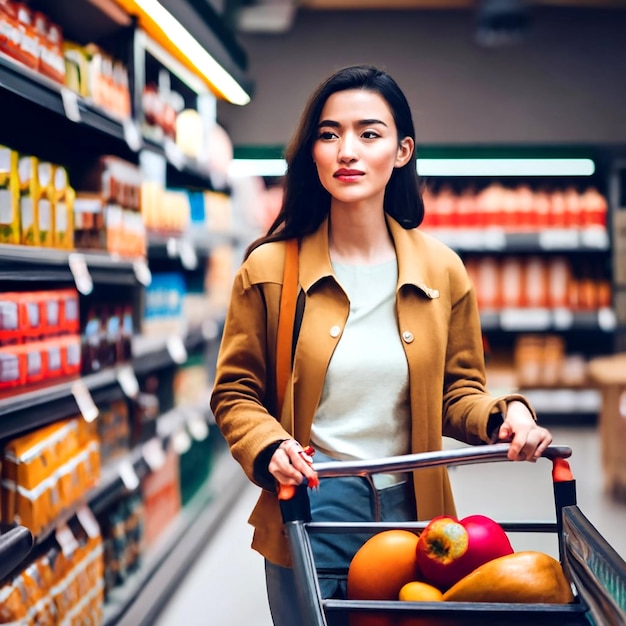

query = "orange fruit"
[398,581,443,602]
[347,530,420,602]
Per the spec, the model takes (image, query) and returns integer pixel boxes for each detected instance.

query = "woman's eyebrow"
[317,118,388,128]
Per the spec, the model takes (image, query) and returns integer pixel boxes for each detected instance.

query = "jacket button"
[330,325,341,338]
[402,331,414,343]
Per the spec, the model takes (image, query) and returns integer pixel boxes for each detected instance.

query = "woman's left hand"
[496,400,553,462]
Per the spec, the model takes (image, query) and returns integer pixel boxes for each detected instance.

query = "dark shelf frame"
[0,326,215,442]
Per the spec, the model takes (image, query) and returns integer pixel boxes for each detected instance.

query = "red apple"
[415,514,514,591]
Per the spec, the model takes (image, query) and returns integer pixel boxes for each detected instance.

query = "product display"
[0,0,247,623]
[0,516,104,624]
[1,416,100,536]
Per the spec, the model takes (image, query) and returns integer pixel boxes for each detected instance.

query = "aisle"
[154,425,626,626]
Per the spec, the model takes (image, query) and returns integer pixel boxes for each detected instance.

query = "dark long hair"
[246,65,425,256]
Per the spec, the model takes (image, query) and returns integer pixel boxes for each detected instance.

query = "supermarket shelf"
[428,228,610,252]
[0,369,124,441]
[522,388,601,415]
[146,230,240,266]
[102,442,245,626]
[90,447,149,517]
[0,326,213,441]
[480,308,616,332]
[0,525,34,583]
[0,244,143,287]
[90,405,212,516]
[0,53,215,190]
[0,50,127,145]
[132,325,209,375]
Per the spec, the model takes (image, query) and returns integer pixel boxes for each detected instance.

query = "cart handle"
[311,443,572,479]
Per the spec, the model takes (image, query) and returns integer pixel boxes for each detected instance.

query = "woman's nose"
[338,135,357,162]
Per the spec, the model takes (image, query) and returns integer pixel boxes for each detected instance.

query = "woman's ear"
[395,137,415,168]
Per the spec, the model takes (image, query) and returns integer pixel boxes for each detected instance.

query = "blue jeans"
[265,452,415,626]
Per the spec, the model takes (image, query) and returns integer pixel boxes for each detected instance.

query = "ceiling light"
[117,0,251,105]
[229,158,596,178]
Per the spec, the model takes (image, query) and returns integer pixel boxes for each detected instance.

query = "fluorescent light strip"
[419,158,595,177]
[229,158,595,178]
[142,32,207,95]
[133,0,250,105]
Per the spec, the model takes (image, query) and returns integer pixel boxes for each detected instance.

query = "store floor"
[153,425,626,626]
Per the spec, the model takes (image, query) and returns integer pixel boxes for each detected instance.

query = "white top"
[310,258,411,488]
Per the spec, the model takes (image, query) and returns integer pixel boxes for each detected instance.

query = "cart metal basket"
[279,443,626,626]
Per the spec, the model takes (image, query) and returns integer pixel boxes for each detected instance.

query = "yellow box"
[54,185,75,250]
[18,155,39,246]
[0,146,21,244]
[37,161,54,247]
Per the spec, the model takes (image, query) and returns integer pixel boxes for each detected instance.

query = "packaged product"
[0,144,20,244]
[18,155,40,246]
[0,1,23,64]
[0,343,23,389]
[52,166,74,249]
[35,160,54,247]
[73,192,104,250]
[34,14,65,84]
[63,41,90,98]
[13,2,39,70]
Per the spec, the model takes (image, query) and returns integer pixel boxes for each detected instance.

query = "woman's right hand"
[268,440,318,493]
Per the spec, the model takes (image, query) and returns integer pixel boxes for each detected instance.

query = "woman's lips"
[334,169,364,181]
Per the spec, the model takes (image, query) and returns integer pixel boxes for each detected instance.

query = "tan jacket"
[210,216,531,567]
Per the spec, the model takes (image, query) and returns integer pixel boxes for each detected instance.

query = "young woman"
[210,65,552,625]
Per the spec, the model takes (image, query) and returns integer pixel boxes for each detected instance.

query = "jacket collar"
[298,215,440,299]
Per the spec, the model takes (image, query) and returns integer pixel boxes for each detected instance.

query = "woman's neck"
[328,205,395,265]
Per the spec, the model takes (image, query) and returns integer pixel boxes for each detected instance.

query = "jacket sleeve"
[210,267,293,490]
[441,280,536,445]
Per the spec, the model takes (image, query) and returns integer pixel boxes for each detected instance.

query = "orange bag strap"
[276,238,299,415]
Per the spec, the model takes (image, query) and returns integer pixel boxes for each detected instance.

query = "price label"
[179,238,198,271]
[482,229,507,250]
[117,365,140,399]
[133,257,152,286]
[500,308,551,331]
[201,318,219,341]
[580,228,609,249]
[118,459,140,491]
[598,307,617,331]
[188,413,209,442]
[552,308,574,330]
[167,335,188,364]
[164,138,185,171]
[60,87,81,123]
[68,253,93,295]
[72,380,99,423]
[166,237,179,258]
[172,428,192,455]
[122,117,142,152]
[143,438,166,471]
[538,229,578,250]
[76,505,101,539]
[56,524,79,558]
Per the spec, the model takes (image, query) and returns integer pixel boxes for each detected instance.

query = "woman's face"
[312,89,413,209]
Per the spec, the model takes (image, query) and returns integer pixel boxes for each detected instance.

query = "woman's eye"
[362,131,380,139]
[318,131,337,140]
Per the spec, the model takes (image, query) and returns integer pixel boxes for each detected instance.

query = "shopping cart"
[279,443,626,626]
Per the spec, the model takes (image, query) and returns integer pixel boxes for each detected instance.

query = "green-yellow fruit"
[442,551,575,604]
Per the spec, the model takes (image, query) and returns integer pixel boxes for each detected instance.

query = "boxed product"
[141,445,181,546]
[73,192,105,250]
[34,12,65,84]
[1,417,100,536]
[18,154,40,245]
[0,145,20,244]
